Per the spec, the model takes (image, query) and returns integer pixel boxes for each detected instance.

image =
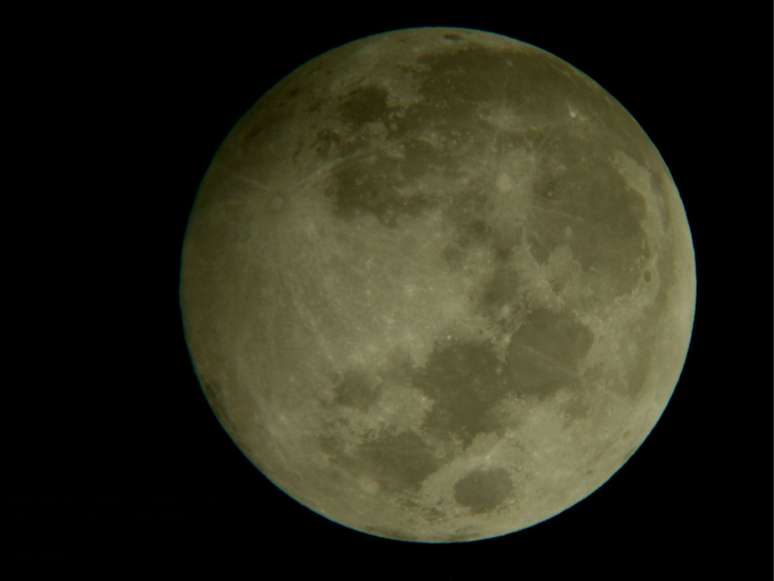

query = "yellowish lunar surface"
[180,28,695,542]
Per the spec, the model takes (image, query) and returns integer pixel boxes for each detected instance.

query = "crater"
[453,467,514,514]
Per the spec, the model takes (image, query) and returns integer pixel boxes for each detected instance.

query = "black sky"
[10,4,772,574]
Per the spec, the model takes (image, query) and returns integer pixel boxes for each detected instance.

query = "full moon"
[180,28,695,542]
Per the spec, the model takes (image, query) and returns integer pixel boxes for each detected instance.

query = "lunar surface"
[180,28,695,542]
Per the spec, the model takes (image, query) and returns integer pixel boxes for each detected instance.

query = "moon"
[180,27,695,542]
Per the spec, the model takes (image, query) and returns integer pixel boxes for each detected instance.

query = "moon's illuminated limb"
[180,27,695,542]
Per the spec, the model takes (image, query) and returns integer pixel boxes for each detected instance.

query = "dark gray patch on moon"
[516,308,594,364]
[453,467,514,514]
[355,430,442,493]
[323,158,435,226]
[405,46,519,128]
[331,369,381,411]
[406,305,595,446]
[313,128,344,158]
[337,85,391,128]
[412,44,578,128]
[411,340,510,446]
[505,307,594,399]
[316,428,441,496]
[478,266,522,321]
[529,157,650,297]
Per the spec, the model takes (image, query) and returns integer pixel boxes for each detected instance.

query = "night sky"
[9,4,772,574]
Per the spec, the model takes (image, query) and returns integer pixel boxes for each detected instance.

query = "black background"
[11,4,772,575]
